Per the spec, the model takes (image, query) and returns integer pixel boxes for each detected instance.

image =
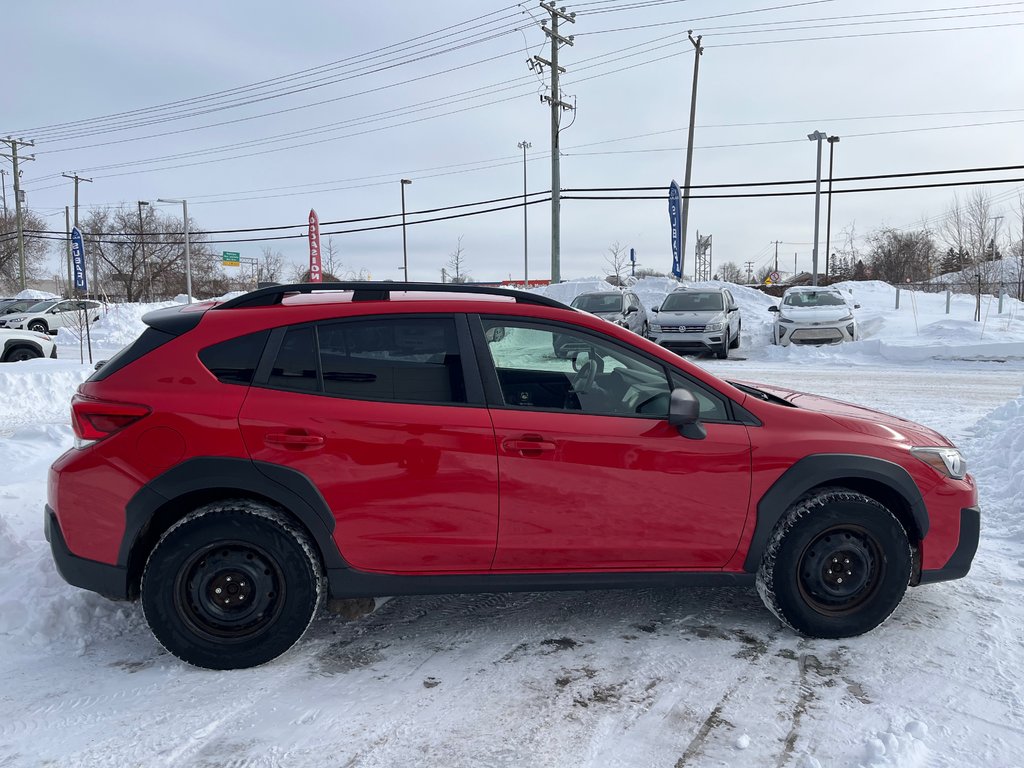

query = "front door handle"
[266,431,325,449]
[502,435,556,455]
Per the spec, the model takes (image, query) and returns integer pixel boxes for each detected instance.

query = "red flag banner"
[308,209,322,283]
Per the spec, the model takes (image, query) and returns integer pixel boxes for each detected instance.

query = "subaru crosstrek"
[47,282,979,669]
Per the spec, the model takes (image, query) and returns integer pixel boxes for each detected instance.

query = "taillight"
[71,394,150,448]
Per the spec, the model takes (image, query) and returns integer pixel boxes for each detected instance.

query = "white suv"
[770,286,858,346]
[0,299,103,335]
[0,328,57,362]
[650,288,741,359]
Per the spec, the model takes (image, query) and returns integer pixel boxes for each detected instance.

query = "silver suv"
[650,288,741,359]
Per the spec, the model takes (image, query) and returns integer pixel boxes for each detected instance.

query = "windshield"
[24,300,59,313]
[660,292,724,312]
[782,291,847,308]
[571,293,623,313]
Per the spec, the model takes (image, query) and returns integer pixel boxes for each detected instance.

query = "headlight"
[705,322,725,332]
[650,324,663,333]
[911,447,967,480]
[7,316,25,323]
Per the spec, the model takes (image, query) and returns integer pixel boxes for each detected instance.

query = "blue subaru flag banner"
[668,180,682,278]
[71,226,88,292]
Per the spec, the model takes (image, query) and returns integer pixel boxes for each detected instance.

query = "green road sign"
[222,251,240,267]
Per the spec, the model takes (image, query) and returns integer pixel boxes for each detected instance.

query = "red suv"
[46,283,979,669]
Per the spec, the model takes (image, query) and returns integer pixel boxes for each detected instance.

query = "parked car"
[571,290,648,335]
[0,298,45,316]
[770,286,859,346]
[650,287,741,359]
[0,328,57,362]
[0,299,103,335]
[47,282,978,669]
[554,289,648,358]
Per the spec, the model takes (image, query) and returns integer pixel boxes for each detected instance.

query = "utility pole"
[4,137,35,291]
[773,240,780,273]
[0,168,8,218]
[679,31,704,282]
[534,2,575,284]
[825,135,840,279]
[62,172,94,294]
[518,140,531,286]
[400,178,412,281]
[138,201,151,301]
[807,131,827,286]
[745,261,755,283]
[65,207,73,298]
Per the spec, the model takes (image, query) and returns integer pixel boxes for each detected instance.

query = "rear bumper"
[45,506,130,600]
[918,507,980,584]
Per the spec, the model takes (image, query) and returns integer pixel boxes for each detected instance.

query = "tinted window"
[660,292,724,312]
[571,293,624,313]
[199,330,270,385]
[269,326,318,392]
[318,317,465,404]
[783,291,846,307]
[26,300,59,313]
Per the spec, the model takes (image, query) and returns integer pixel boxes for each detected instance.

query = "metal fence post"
[946,289,951,315]
[895,286,900,310]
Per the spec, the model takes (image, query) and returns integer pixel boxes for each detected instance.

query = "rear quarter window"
[199,330,271,385]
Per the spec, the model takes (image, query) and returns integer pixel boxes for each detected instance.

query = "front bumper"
[918,506,980,584]
[45,506,130,600]
[652,330,725,355]
[776,321,856,346]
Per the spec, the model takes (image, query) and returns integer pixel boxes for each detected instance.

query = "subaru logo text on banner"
[308,209,322,283]
[71,226,88,292]
[668,180,682,279]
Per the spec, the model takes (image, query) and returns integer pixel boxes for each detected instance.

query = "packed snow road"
[1,354,1023,767]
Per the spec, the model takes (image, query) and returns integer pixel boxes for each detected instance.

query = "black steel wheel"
[756,489,911,638]
[3,346,41,362]
[142,501,324,669]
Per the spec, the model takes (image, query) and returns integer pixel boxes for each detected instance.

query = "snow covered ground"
[1,281,1023,767]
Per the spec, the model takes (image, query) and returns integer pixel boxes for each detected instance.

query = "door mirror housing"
[768,306,780,313]
[668,388,706,440]
[651,307,660,313]
[625,305,638,315]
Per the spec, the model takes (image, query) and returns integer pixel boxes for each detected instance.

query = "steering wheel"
[570,354,602,395]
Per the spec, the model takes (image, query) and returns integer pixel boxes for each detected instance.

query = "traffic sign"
[770,271,781,282]
[222,251,240,267]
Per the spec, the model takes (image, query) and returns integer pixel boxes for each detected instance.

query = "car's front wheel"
[3,346,42,362]
[27,320,47,334]
[756,489,911,638]
[141,500,324,669]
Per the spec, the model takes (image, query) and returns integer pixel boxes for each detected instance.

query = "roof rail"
[215,281,569,310]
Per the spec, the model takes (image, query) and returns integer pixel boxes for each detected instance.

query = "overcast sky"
[6,0,1024,284]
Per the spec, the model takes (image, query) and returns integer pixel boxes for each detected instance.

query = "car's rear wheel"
[141,500,324,669]
[756,489,911,638]
[27,320,47,334]
[729,321,741,349]
[3,346,41,362]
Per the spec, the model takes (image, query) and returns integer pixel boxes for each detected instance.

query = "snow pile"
[13,288,59,300]
[964,389,1024,539]
[0,359,92,435]
[531,277,615,305]
[57,300,178,350]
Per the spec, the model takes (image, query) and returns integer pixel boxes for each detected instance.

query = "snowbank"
[13,289,59,301]
[966,390,1024,539]
[56,300,178,350]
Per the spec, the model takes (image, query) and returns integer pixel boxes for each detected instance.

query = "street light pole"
[158,198,193,304]
[825,135,840,279]
[807,131,827,286]
[137,200,150,301]
[400,179,412,281]
[517,140,531,287]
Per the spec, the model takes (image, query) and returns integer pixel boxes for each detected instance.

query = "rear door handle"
[502,435,556,455]
[266,431,325,449]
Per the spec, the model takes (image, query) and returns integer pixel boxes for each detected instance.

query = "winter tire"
[729,322,741,349]
[141,500,324,670]
[756,489,911,638]
[714,339,729,360]
[27,320,47,334]
[3,346,41,362]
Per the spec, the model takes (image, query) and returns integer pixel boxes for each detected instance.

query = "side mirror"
[728,306,738,313]
[768,306,780,313]
[854,304,861,309]
[668,388,706,440]
[651,307,660,313]
[625,305,638,315]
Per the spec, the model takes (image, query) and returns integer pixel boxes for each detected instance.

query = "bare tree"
[604,241,629,286]
[866,228,937,284]
[715,261,744,283]
[322,236,342,277]
[258,247,285,283]
[446,236,470,283]
[0,209,50,291]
